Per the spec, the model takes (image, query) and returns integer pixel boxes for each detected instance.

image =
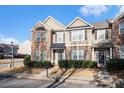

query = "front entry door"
[98,51,105,64]
[95,49,109,65]
[54,50,64,64]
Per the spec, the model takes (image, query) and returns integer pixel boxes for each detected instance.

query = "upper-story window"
[36,32,46,42]
[71,30,85,43]
[119,21,124,34]
[95,29,107,41]
[56,32,64,43]
[36,32,41,42]
[42,32,47,42]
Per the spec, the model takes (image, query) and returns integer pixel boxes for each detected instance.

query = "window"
[119,22,124,34]
[34,49,39,61]
[36,32,41,42]
[71,49,84,60]
[72,50,77,60]
[96,30,106,41]
[41,49,46,61]
[78,50,84,60]
[56,32,64,43]
[42,32,46,42]
[71,30,85,43]
[120,45,124,58]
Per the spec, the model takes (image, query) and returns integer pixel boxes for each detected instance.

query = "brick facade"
[31,16,113,65]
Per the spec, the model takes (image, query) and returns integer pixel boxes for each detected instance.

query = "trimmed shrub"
[23,56,52,68]
[83,60,97,68]
[40,60,52,68]
[23,55,31,66]
[106,59,124,71]
[0,55,4,59]
[58,60,97,68]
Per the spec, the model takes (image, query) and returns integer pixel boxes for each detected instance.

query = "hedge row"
[23,55,52,68]
[106,59,124,71]
[58,60,97,68]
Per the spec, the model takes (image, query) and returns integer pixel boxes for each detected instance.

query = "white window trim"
[96,29,106,41]
[56,32,64,43]
[119,22,124,35]
[71,30,85,42]
[42,32,47,42]
[120,45,124,58]
[36,32,41,42]
[71,49,84,60]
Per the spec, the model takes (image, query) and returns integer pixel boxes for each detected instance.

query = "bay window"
[42,32,46,42]
[36,32,41,42]
[41,49,46,61]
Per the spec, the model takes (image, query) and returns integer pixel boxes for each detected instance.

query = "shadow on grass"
[47,68,83,88]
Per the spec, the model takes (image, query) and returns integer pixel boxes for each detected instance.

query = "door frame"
[94,48,110,66]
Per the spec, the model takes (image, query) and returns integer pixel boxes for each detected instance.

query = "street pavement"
[0,77,96,88]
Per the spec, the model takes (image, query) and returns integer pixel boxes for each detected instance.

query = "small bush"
[106,59,124,71]
[41,60,52,68]
[0,55,4,59]
[23,55,31,66]
[58,60,97,68]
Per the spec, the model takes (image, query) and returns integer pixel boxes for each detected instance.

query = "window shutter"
[55,33,57,42]
[95,30,97,40]
[85,30,87,40]
[69,31,71,41]
[63,33,65,42]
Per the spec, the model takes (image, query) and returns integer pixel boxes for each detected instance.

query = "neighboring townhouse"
[112,12,124,59]
[18,40,31,55]
[0,43,19,56]
[91,21,113,65]
[31,16,113,66]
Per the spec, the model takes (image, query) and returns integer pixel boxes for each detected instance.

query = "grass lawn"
[49,65,97,78]
[0,64,27,73]
[0,58,24,64]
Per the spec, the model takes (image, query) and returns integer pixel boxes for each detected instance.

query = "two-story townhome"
[91,21,113,66]
[112,12,124,59]
[31,16,65,62]
[31,16,113,66]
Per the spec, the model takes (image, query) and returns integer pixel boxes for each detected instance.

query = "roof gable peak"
[44,16,65,28]
[65,17,93,29]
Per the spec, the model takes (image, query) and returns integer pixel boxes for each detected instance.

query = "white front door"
[55,52,58,64]
[55,51,64,64]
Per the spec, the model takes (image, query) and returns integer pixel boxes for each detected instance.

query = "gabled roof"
[31,21,51,31]
[44,16,65,30]
[91,20,109,29]
[113,11,124,22]
[65,17,93,29]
